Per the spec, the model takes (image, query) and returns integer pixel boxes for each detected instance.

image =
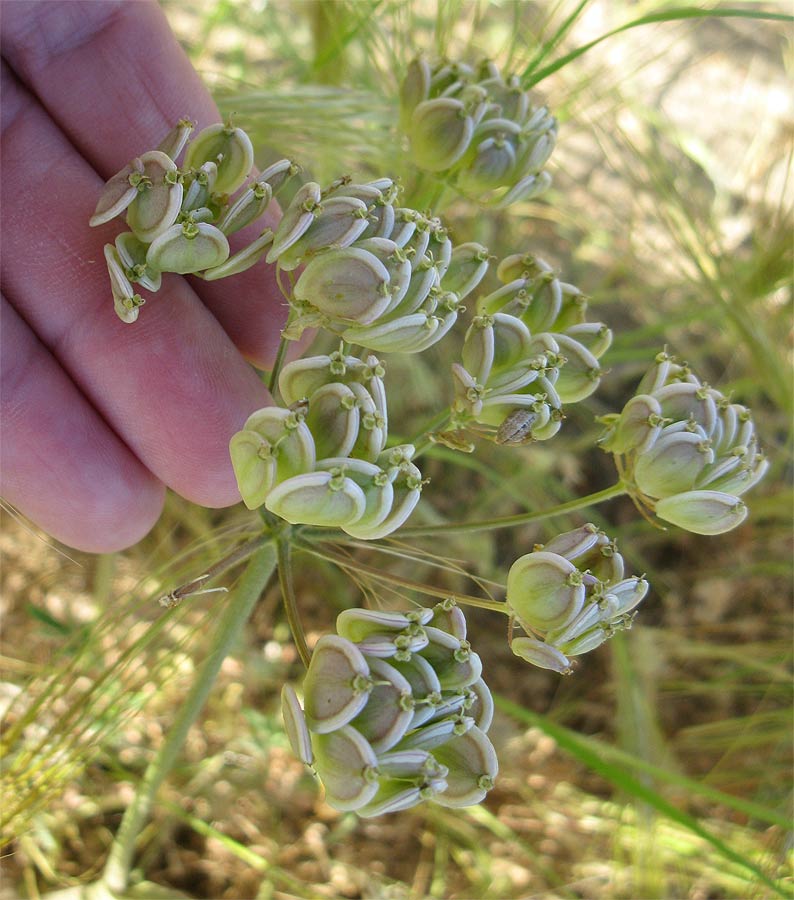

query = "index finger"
[1,0,285,365]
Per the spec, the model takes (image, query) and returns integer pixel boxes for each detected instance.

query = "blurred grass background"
[1,1,791,898]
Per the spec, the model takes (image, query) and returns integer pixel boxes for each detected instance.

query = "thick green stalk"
[398,482,628,537]
[101,543,277,895]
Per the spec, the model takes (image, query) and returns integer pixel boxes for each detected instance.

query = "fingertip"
[59,473,167,555]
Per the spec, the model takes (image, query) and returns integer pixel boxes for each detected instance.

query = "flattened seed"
[125,150,183,243]
[281,684,313,765]
[312,726,380,812]
[303,635,371,733]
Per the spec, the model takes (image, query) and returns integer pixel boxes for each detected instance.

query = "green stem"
[276,535,312,668]
[299,543,508,614]
[268,329,292,399]
[409,407,454,457]
[100,543,277,895]
[398,482,628,537]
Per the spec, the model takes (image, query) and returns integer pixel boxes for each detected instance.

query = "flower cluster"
[506,524,649,675]
[282,603,497,815]
[400,58,557,207]
[450,253,612,443]
[272,176,490,353]
[230,351,424,538]
[599,352,769,534]
[90,118,297,323]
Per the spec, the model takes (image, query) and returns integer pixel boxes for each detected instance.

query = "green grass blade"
[495,694,792,896]
[523,0,591,77]
[522,8,794,88]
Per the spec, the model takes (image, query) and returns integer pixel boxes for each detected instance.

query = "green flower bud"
[451,363,484,417]
[182,160,217,212]
[278,352,365,407]
[557,627,611,657]
[265,470,367,527]
[350,657,415,753]
[342,458,423,540]
[354,238,413,314]
[400,215,431,267]
[318,457,394,533]
[312,725,380,812]
[145,221,229,275]
[603,577,649,617]
[342,311,441,354]
[396,715,473,752]
[506,551,585,633]
[217,179,273,235]
[442,242,491,300]
[356,630,429,659]
[599,393,663,455]
[125,150,183,243]
[516,127,556,174]
[699,452,769,496]
[103,244,145,324]
[410,98,474,172]
[456,131,518,194]
[183,121,254,195]
[201,228,273,281]
[466,679,495,732]
[510,636,572,674]
[636,353,691,395]
[229,406,316,509]
[281,684,313,765]
[476,277,530,317]
[387,208,418,248]
[420,628,482,691]
[276,196,371,271]
[540,523,602,562]
[375,749,440,779]
[565,322,612,360]
[258,158,300,195]
[492,314,535,377]
[654,381,718,437]
[90,157,144,227]
[347,381,387,461]
[337,608,432,642]
[429,600,468,641]
[634,429,714,499]
[553,334,603,404]
[545,601,605,649]
[293,246,392,326]
[430,727,498,808]
[303,635,372,733]
[155,117,195,162]
[655,490,748,535]
[529,409,563,441]
[357,783,426,818]
[266,181,322,261]
[495,251,542,284]
[399,57,432,130]
[303,382,361,459]
[493,170,552,209]
[114,232,161,292]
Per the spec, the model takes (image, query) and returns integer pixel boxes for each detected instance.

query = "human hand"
[1,0,283,552]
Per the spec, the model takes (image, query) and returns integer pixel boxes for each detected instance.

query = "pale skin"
[1,0,285,552]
